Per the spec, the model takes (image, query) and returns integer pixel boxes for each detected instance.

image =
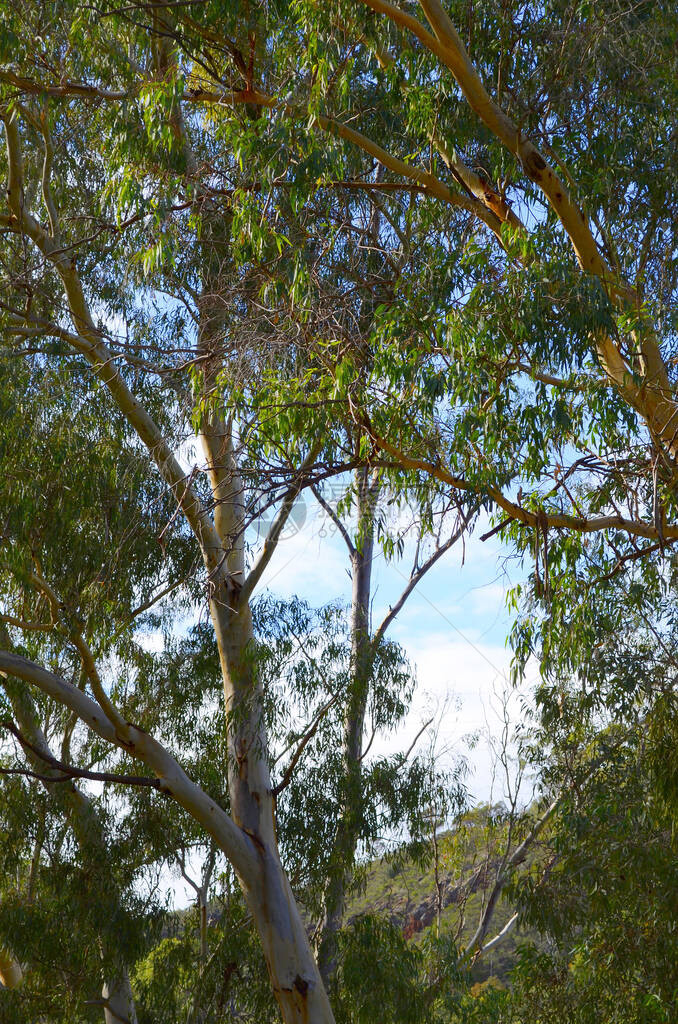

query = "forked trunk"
[195,202,335,1022]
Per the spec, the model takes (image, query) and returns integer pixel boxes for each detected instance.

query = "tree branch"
[240,447,321,604]
[463,793,561,958]
[1,109,228,582]
[0,649,258,883]
[311,484,355,556]
[359,0,678,458]
[26,569,131,740]
[364,422,678,544]
[0,717,161,788]
[271,691,342,797]
[372,509,477,649]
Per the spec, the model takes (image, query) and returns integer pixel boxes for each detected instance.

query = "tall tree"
[2,2,675,1020]
[0,3,456,1019]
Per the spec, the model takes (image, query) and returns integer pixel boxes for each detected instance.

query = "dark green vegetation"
[0,0,677,1022]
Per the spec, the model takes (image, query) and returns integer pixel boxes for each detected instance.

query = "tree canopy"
[0,1,677,1022]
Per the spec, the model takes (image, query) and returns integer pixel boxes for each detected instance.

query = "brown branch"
[0,717,160,787]
[363,420,678,544]
[359,0,678,458]
[0,612,52,632]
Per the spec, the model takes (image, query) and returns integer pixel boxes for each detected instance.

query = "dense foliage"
[0,1,676,1022]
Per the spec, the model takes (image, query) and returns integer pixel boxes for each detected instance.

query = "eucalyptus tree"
[2,4,672,1022]
[138,0,677,612]
[0,3,475,1022]
[351,1,677,595]
[307,472,475,985]
[0,10,339,1020]
[102,0,678,630]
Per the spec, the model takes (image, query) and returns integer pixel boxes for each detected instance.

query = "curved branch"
[463,794,561,958]
[1,110,227,581]
[0,649,257,883]
[315,114,504,239]
[0,718,161,788]
[476,911,518,956]
[271,691,341,797]
[26,569,130,739]
[365,422,678,544]
[359,0,677,457]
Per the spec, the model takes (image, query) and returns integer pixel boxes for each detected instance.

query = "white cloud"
[253,501,534,804]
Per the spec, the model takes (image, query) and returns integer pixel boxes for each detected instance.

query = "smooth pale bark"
[210,588,336,1022]
[102,972,138,1024]
[2,100,335,1024]
[196,235,336,1018]
[0,947,23,988]
[317,469,376,986]
[0,650,257,880]
[0,629,334,1024]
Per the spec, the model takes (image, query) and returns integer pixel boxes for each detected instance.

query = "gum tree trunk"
[209,590,336,1023]
[2,48,336,1022]
[196,222,335,1021]
[317,468,377,986]
[103,971,138,1024]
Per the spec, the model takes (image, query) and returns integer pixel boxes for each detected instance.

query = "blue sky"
[255,493,535,805]
[161,449,537,905]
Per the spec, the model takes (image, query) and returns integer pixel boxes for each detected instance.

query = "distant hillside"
[345,806,542,984]
[175,807,542,986]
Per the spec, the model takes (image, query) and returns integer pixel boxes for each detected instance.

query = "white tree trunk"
[210,595,336,1024]
[193,208,336,1022]
[0,948,23,989]
[2,102,336,1024]
[103,970,138,1024]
